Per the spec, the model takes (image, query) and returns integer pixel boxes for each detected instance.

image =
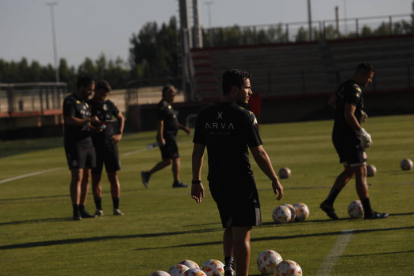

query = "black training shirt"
[88,99,120,144]
[63,93,93,145]
[193,102,262,180]
[333,80,364,136]
[156,100,179,135]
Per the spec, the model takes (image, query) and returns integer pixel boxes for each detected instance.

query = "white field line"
[0,167,64,184]
[315,229,354,276]
[0,144,158,185]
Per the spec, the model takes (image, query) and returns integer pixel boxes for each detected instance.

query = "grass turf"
[0,115,413,275]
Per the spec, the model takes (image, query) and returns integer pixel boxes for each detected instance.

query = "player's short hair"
[222,69,252,95]
[355,63,375,75]
[77,76,94,89]
[96,80,112,92]
[162,85,175,96]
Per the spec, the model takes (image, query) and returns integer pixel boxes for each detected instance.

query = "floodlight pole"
[307,0,313,41]
[47,2,60,83]
[343,0,348,35]
[205,1,213,45]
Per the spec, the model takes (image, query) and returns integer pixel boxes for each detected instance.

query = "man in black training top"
[320,63,388,220]
[141,85,191,188]
[87,80,125,217]
[191,69,284,276]
[63,76,98,220]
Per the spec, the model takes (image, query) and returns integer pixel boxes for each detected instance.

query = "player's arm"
[178,123,191,135]
[345,103,372,148]
[250,145,284,200]
[156,120,165,146]
[191,143,205,203]
[111,112,125,143]
[328,93,337,108]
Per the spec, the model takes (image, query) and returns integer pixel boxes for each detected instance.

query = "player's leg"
[70,168,83,220]
[172,157,180,183]
[107,171,123,215]
[91,172,103,216]
[79,168,95,218]
[141,152,172,188]
[352,164,388,219]
[231,226,252,276]
[223,227,235,276]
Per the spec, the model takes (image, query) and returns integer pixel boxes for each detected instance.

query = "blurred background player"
[320,63,388,220]
[191,69,284,276]
[88,80,125,216]
[63,76,97,220]
[141,85,191,188]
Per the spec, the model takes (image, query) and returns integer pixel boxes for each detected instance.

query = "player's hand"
[159,138,166,146]
[111,134,122,143]
[272,178,284,201]
[191,183,205,204]
[361,110,368,123]
[90,116,102,125]
[358,128,372,148]
[184,126,191,135]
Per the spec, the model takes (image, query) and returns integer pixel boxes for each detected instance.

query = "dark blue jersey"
[87,99,120,144]
[193,102,262,181]
[156,100,179,135]
[63,93,92,146]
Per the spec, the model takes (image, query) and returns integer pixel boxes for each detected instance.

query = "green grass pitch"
[0,115,413,275]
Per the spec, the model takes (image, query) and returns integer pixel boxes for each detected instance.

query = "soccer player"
[320,63,388,220]
[141,85,191,188]
[191,69,284,276]
[63,76,98,221]
[87,80,125,216]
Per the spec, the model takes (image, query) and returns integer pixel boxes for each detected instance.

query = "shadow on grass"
[0,217,68,226]
[1,213,413,251]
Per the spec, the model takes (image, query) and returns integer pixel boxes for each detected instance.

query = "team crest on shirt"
[355,93,360,98]
[76,100,81,104]
[168,105,172,109]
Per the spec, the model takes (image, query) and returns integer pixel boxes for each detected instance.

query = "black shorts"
[209,175,262,228]
[332,135,367,166]
[160,135,179,160]
[92,143,121,173]
[65,142,96,170]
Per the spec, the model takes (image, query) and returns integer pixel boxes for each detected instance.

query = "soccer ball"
[257,250,283,275]
[272,205,291,224]
[169,264,190,276]
[348,200,364,219]
[179,260,200,269]
[201,259,224,276]
[293,203,309,222]
[366,164,376,177]
[400,158,413,171]
[275,260,302,276]
[278,167,291,179]
[282,204,296,222]
[149,271,171,276]
[184,268,207,276]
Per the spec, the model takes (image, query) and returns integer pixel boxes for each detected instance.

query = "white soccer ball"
[347,200,364,219]
[400,158,413,171]
[149,271,171,276]
[257,250,283,275]
[274,260,302,276]
[169,264,190,276]
[272,205,291,224]
[184,268,207,276]
[366,164,376,177]
[293,203,309,222]
[201,259,224,276]
[282,204,296,222]
[179,260,200,270]
[278,167,291,179]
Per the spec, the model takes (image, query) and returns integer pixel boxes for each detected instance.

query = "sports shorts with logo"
[160,133,179,160]
[92,142,121,173]
[64,140,96,170]
[208,174,262,228]
[332,132,367,165]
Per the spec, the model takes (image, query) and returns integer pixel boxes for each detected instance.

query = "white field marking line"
[0,167,64,184]
[0,139,191,184]
[315,229,354,276]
